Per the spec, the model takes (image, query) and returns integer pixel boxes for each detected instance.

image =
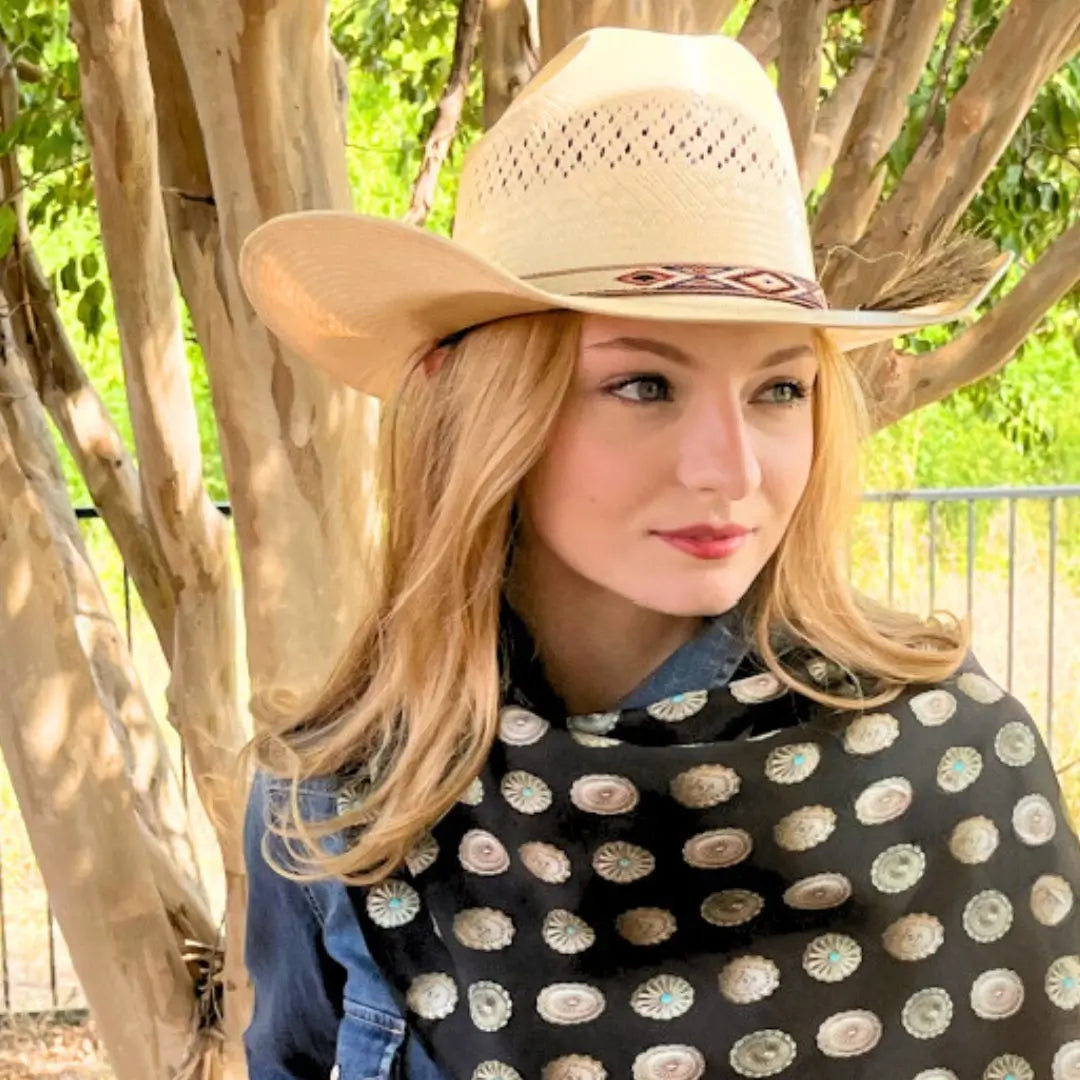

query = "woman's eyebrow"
[585,337,816,368]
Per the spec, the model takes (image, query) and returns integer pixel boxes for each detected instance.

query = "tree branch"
[802,0,895,193]
[481,0,538,129]
[869,219,1080,429]
[405,0,484,226]
[0,41,178,661]
[823,0,1080,308]
[776,0,831,190]
[911,0,971,156]
[737,0,785,64]
[812,0,947,256]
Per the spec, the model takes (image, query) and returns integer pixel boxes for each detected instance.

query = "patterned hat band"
[519,263,829,312]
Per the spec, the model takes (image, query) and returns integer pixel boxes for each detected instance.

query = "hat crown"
[453,28,818,301]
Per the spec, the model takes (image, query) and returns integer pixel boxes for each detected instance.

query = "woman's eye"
[608,375,673,403]
[759,379,810,406]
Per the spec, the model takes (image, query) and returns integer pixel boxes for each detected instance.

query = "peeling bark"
[482,0,539,128]
[776,0,831,188]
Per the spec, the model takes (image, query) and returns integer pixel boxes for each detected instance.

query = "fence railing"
[2,485,1078,1015]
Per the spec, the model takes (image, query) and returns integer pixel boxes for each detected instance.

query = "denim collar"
[498,595,750,717]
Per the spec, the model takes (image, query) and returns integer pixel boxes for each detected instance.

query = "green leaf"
[60,256,79,291]
[0,204,16,257]
[80,251,99,277]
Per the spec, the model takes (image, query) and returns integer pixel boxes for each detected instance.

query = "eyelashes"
[605,374,814,407]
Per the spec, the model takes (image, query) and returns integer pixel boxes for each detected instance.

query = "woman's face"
[517,314,819,617]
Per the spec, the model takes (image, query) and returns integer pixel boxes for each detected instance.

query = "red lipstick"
[653,523,751,560]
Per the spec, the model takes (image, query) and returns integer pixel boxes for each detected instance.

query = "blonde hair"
[246,310,966,885]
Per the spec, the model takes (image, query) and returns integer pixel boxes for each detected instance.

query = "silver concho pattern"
[729,1029,797,1077]
[541,1055,607,1080]
[854,776,913,825]
[617,907,677,946]
[1032,873,1075,926]
[963,890,1014,943]
[1013,793,1057,845]
[683,828,753,869]
[843,712,900,756]
[764,742,821,784]
[948,815,1000,864]
[571,730,623,748]
[570,773,640,815]
[366,879,421,928]
[914,1072,959,1080]
[1046,955,1080,1010]
[570,712,620,735]
[406,972,458,1019]
[459,776,484,806]
[632,1045,706,1080]
[453,907,515,951]
[957,671,1005,703]
[730,672,785,704]
[802,933,861,982]
[405,832,440,876]
[518,841,572,884]
[593,840,655,883]
[936,746,983,793]
[1054,1042,1080,1080]
[472,1062,524,1080]
[669,763,741,808]
[536,983,606,1025]
[630,974,695,1020]
[500,770,552,814]
[882,913,945,961]
[719,955,781,1004]
[498,706,550,746]
[910,689,958,726]
[815,1010,883,1058]
[995,720,1037,766]
[542,909,596,955]
[870,843,926,894]
[468,980,512,1031]
[901,988,953,1039]
[783,872,853,910]
[701,889,765,927]
[646,690,708,721]
[984,1056,1034,1080]
[970,968,1025,1019]
[459,829,510,875]
[773,805,837,852]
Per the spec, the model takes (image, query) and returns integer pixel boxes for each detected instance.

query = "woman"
[237,27,1080,1080]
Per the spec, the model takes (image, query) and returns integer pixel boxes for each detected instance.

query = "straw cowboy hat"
[239,27,1010,399]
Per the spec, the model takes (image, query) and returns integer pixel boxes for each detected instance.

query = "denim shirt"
[243,611,748,1080]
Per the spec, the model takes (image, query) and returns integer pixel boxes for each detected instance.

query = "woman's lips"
[652,525,752,560]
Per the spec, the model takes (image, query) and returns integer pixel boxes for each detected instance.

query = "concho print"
[815,1010,883,1058]
[542,1055,607,1080]
[802,933,861,982]
[616,907,677,946]
[669,763,741,807]
[349,664,1080,1080]
[593,840,655,882]
[459,829,510,875]
[646,690,708,721]
[728,1029,796,1077]
[536,983,606,1025]
[957,671,1005,703]
[406,972,458,1019]
[853,776,913,825]
[629,974,695,1020]
[519,841,573,883]
[728,672,785,704]
[682,828,753,869]
[719,955,780,1003]
[631,1045,705,1080]
[763,742,820,784]
[901,988,953,1039]
[459,776,484,806]
[909,689,957,726]
[498,706,550,746]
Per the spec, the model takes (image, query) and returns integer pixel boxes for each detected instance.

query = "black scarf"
[345,648,1080,1080]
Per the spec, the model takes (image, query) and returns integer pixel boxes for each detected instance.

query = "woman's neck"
[505,540,704,715]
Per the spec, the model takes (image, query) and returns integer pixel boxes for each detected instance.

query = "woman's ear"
[422,344,452,377]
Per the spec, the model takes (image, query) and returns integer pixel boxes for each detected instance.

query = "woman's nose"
[675,404,763,500]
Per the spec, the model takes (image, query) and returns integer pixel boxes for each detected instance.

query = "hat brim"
[239,211,1012,398]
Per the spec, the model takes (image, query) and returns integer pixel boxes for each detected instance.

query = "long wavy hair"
[245,309,966,885]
